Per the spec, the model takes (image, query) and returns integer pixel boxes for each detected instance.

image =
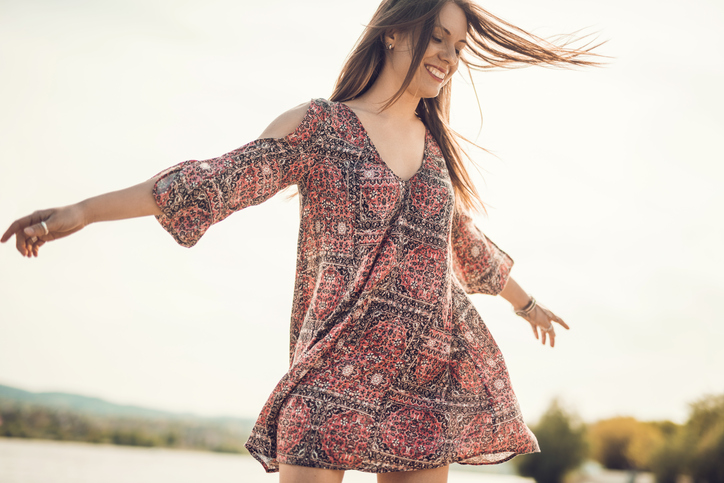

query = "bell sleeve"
[151,99,328,247]
[450,208,514,295]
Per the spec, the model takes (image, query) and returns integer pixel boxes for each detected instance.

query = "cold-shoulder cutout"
[258,101,313,139]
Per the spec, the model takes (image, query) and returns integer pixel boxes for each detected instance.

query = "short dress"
[152,98,540,473]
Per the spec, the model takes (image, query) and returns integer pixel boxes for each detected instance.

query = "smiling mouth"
[425,65,447,82]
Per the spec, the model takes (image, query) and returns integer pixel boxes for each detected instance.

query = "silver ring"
[541,324,554,333]
[40,221,49,236]
[28,236,38,244]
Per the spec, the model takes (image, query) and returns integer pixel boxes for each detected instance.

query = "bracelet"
[514,296,537,318]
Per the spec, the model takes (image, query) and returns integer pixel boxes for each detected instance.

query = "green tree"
[649,436,684,483]
[650,394,724,483]
[589,417,668,471]
[625,421,666,471]
[684,395,724,483]
[515,400,588,483]
[588,417,637,470]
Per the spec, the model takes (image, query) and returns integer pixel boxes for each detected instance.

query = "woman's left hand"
[523,303,569,348]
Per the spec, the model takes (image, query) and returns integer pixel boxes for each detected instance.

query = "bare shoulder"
[258,101,312,139]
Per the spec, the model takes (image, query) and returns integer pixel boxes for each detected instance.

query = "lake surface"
[0,438,533,483]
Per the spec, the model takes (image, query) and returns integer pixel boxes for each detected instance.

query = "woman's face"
[388,2,468,99]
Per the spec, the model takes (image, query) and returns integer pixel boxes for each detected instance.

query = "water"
[0,438,533,483]
[0,438,532,483]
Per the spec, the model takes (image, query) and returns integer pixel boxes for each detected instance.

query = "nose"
[439,43,458,66]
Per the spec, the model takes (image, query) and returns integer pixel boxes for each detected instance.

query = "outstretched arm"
[499,276,570,347]
[1,178,161,258]
[3,100,317,258]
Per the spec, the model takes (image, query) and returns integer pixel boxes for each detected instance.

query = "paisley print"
[152,99,539,473]
[312,265,345,321]
[301,318,409,407]
[321,411,375,466]
[354,238,397,293]
[359,161,402,221]
[401,245,446,303]
[412,328,452,386]
[277,396,311,454]
[380,407,444,459]
[450,350,484,394]
[410,177,448,217]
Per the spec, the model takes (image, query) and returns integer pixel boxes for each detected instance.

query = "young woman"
[3,0,599,481]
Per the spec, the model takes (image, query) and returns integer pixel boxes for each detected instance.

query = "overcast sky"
[1,0,722,426]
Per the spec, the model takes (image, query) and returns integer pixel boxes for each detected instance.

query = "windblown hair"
[330,0,602,212]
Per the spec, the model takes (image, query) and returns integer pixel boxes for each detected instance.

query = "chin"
[409,84,443,99]
[419,79,449,99]
[422,87,445,99]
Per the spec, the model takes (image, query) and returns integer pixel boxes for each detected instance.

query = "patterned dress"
[152,98,539,473]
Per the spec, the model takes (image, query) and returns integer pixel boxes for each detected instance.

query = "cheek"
[393,51,415,74]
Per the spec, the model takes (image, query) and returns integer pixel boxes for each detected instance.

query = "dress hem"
[246,443,538,474]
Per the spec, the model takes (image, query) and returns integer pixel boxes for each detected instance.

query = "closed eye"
[432,33,462,56]
[437,25,467,57]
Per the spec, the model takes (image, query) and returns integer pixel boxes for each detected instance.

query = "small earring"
[387,43,393,50]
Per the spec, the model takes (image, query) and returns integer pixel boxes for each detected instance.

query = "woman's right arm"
[3,100,318,258]
[1,178,161,258]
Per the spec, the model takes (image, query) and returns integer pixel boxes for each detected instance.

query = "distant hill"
[0,383,256,453]
[0,383,254,427]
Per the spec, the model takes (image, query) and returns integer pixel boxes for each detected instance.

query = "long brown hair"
[330,0,602,212]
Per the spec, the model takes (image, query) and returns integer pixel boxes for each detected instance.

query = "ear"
[383,29,398,48]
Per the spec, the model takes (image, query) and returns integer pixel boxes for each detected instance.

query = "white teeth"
[426,66,446,80]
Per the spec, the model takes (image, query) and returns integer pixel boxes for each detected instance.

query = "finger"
[1,219,22,243]
[529,322,539,340]
[24,221,49,239]
[24,235,38,256]
[5,210,51,251]
[555,315,570,330]
[541,331,547,346]
[30,238,46,257]
[4,217,33,247]
[549,332,556,348]
[541,307,569,330]
[16,228,30,257]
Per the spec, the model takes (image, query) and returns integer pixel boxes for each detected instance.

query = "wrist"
[514,295,536,318]
[76,199,94,226]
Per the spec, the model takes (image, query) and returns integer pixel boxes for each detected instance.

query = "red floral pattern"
[277,396,311,454]
[401,245,446,303]
[321,411,375,466]
[152,99,539,473]
[380,407,444,459]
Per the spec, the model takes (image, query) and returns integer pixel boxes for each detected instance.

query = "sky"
[1,0,722,427]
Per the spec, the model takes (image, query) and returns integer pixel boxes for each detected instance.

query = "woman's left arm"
[499,276,570,348]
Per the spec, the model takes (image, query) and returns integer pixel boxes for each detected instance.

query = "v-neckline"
[338,101,429,184]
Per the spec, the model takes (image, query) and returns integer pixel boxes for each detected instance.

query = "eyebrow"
[440,26,468,45]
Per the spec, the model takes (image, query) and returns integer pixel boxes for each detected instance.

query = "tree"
[588,416,667,471]
[683,394,724,483]
[626,422,666,471]
[588,417,638,470]
[515,400,588,483]
[650,394,724,483]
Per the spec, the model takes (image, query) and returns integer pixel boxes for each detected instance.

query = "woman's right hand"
[2,178,163,258]
[1,204,87,258]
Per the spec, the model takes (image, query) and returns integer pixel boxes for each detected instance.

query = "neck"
[349,65,421,122]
